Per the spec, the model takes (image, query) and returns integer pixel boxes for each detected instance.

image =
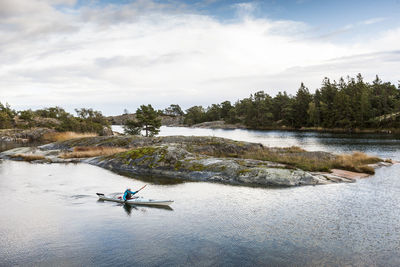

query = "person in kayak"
[123,185,146,201]
[123,188,138,201]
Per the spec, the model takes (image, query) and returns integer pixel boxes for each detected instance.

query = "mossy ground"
[116,147,158,160]
[186,163,206,172]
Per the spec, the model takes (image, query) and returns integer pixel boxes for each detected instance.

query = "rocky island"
[0,134,393,187]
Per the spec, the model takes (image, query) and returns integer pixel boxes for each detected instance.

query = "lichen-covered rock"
[1,135,390,187]
[84,144,355,187]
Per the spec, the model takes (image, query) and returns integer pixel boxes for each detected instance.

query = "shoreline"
[0,135,394,188]
[171,121,400,135]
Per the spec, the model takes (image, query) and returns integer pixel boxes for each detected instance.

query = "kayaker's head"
[127,188,131,190]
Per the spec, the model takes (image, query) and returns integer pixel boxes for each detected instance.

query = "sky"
[1,0,399,115]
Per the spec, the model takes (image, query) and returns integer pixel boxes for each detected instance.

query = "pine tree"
[293,83,312,127]
[124,104,161,137]
[164,104,184,117]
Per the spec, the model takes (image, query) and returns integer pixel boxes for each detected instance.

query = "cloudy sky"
[1,0,399,115]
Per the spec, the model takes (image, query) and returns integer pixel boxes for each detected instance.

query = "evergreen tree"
[205,104,222,121]
[251,91,273,127]
[272,91,291,124]
[319,78,338,127]
[123,119,142,135]
[293,83,312,127]
[220,101,233,120]
[164,104,184,117]
[184,106,206,125]
[123,104,161,137]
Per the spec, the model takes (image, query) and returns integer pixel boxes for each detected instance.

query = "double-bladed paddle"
[136,184,147,194]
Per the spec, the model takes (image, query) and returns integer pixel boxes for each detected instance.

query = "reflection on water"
[121,203,173,216]
[1,128,400,266]
[122,203,138,215]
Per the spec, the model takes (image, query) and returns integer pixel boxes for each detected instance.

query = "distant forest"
[1,74,400,133]
[182,74,400,130]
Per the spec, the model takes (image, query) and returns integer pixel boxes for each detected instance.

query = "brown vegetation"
[10,154,45,162]
[43,132,98,142]
[333,152,381,174]
[60,146,127,158]
[201,146,381,174]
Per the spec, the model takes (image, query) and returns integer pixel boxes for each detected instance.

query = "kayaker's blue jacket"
[123,189,137,201]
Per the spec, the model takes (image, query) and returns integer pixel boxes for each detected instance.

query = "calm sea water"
[1,127,400,266]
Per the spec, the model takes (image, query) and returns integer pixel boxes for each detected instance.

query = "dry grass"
[201,146,382,174]
[332,152,381,174]
[11,154,45,162]
[240,148,335,172]
[60,146,128,158]
[43,132,98,142]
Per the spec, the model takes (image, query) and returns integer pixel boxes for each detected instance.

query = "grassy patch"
[199,146,382,174]
[241,149,333,172]
[332,152,381,174]
[11,154,45,161]
[43,132,98,142]
[60,146,128,158]
[281,146,306,153]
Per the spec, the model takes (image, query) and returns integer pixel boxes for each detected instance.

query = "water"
[1,127,400,266]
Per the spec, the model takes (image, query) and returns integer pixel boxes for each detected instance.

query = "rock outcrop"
[0,127,55,143]
[1,135,389,187]
[88,144,341,186]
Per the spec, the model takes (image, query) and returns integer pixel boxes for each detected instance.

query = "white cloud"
[0,1,399,114]
[48,0,77,5]
[234,2,256,18]
[362,17,386,25]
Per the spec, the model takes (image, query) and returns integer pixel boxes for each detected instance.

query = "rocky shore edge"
[188,120,399,134]
[0,135,393,187]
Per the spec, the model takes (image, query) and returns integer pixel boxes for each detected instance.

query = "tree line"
[2,74,399,137]
[0,105,110,134]
[182,74,400,129]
